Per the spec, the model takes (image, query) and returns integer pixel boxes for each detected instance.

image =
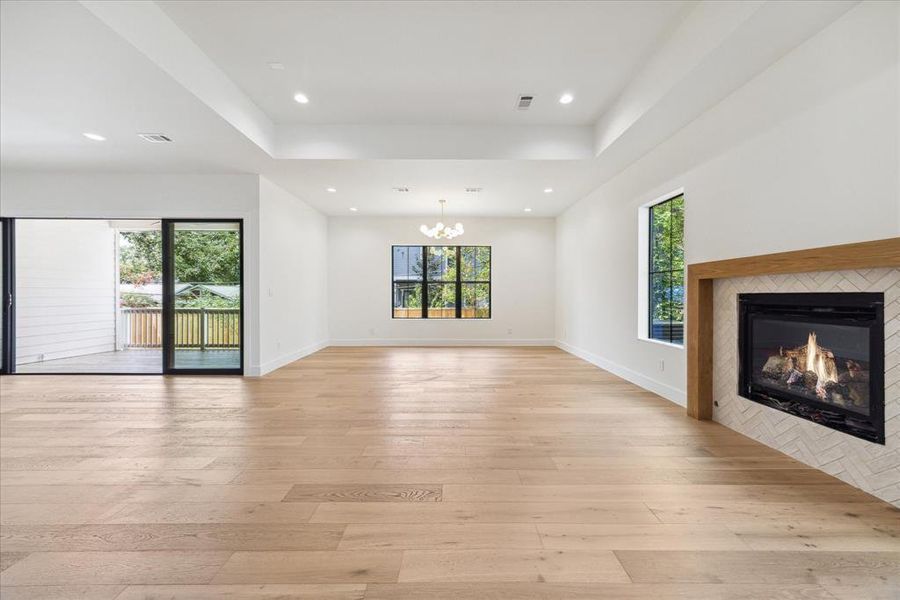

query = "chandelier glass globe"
[420,199,464,239]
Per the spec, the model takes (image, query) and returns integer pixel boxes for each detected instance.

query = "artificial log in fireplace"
[738,292,885,444]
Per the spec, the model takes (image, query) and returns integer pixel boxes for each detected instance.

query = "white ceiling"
[0,1,855,217]
[261,159,598,217]
[157,1,686,126]
[0,0,269,173]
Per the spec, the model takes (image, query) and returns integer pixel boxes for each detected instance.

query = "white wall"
[257,176,328,374]
[0,172,263,372]
[0,172,334,376]
[556,1,900,405]
[14,219,116,364]
[328,216,555,345]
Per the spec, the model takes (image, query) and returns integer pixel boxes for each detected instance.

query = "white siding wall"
[15,219,116,364]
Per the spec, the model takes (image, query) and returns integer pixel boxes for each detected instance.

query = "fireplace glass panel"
[739,292,884,444]
[749,317,871,416]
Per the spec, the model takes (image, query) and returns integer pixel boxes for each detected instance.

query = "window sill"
[638,336,684,350]
[391,317,493,321]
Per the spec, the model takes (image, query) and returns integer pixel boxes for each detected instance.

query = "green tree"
[119,230,240,285]
[120,292,157,308]
[175,289,239,309]
[172,231,240,284]
[650,196,685,324]
[119,231,162,285]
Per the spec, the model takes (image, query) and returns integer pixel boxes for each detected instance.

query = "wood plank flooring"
[1,346,898,599]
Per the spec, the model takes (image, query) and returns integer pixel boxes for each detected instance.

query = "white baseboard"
[248,340,329,376]
[329,338,556,347]
[555,340,686,407]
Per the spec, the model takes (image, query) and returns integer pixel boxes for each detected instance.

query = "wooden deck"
[0,346,898,599]
[14,349,241,374]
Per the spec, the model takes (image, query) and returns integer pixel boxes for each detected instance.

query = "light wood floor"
[1,346,898,600]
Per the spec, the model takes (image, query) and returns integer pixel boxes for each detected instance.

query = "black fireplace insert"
[738,292,884,444]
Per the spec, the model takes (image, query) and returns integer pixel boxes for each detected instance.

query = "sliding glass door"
[11,219,163,375]
[0,218,243,376]
[162,220,243,374]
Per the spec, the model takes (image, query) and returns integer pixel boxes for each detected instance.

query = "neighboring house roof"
[119,283,191,303]
[120,283,239,303]
[196,284,240,300]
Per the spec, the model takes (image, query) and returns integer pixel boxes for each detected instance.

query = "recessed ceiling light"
[82,132,106,141]
[326,187,337,193]
[543,188,553,193]
[349,207,358,212]
[268,62,285,70]
[294,92,310,104]
[558,93,574,105]
[524,208,533,212]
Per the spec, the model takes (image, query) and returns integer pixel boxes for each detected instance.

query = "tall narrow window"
[392,245,490,319]
[392,246,423,319]
[460,246,491,319]
[427,246,457,319]
[648,195,684,344]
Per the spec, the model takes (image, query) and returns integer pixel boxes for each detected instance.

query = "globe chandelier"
[420,199,464,239]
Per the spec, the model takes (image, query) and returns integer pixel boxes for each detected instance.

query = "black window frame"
[392,245,491,319]
[648,194,684,345]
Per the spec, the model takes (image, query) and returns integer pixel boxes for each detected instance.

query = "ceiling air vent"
[138,133,173,143]
[392,186,410,193]
[516,95,533,110]
[465,187,482,193]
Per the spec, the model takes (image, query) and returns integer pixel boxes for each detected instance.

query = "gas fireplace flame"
[805,331,838,390]
[761,329,870,413]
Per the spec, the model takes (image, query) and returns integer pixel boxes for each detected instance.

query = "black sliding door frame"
[0,217,163,377]
[1,218,14,374]
[162,219,244,375]
[1,217,164,376]
[0,217,245,377]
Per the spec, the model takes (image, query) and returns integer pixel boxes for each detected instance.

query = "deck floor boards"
[14,349,240,373]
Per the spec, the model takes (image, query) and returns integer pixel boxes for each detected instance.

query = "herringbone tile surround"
[713,268,900,506]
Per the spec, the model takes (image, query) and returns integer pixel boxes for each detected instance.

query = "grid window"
[648,195,684,344]
[392,245,491,319]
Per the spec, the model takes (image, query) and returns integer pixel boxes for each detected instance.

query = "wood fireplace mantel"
[686,237,900,420]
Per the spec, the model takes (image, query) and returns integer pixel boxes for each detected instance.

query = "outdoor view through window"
[121,221,242,371]
[393,245,491,319]
[649,195,684,344]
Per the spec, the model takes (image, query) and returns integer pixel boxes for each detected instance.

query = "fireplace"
[738,292,885,444]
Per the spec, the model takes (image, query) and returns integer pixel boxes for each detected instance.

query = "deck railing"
[392,308,489,318]
[121,308,240,349]
[650,321,684,344]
